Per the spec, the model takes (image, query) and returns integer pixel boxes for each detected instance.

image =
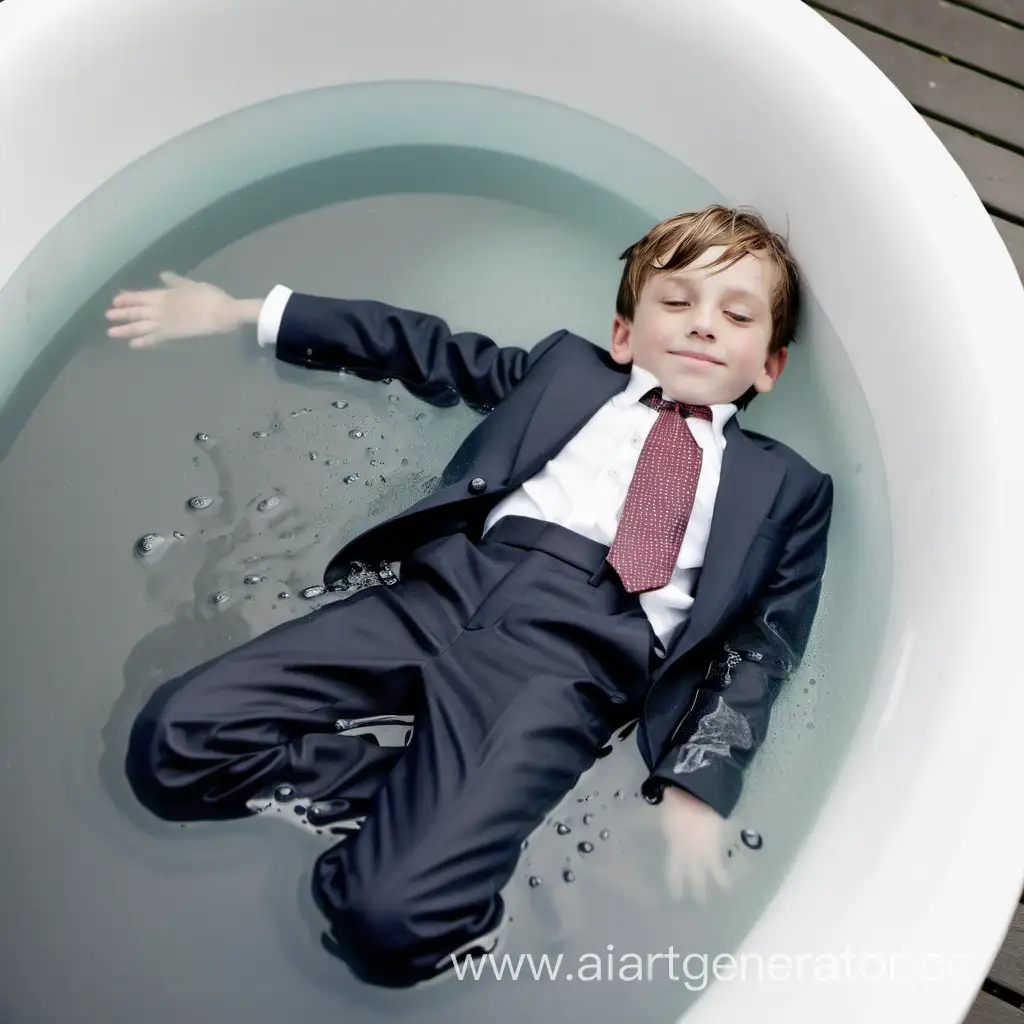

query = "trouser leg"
[312,524,653,986]
[125,538,479,821]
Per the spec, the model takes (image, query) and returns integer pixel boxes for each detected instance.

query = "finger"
[159,271,191,288]
[690,862,708,905]
[711,856,731,890]
[106,305,160,323]
[112,289,169,307]
[666,851,683,901]
[128,332,163,349]
[108,320,158,340]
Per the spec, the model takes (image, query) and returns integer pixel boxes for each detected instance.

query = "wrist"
[233,298,264,325]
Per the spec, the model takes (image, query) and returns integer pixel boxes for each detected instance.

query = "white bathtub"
[2,0,1024,1021]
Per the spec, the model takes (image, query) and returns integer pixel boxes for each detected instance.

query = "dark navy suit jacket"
[269,293,834,819]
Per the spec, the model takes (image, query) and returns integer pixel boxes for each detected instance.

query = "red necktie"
[606,388,713,593]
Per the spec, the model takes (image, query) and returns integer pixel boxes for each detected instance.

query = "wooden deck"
[800,2,1024,1019]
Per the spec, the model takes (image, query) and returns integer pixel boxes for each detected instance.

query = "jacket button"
[469,477,487,493]
[609,692,627,704]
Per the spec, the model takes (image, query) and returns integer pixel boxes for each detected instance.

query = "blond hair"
[615,204,800,355]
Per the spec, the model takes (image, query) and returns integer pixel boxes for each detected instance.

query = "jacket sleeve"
[273,292,564,410]
[641,472,834,819]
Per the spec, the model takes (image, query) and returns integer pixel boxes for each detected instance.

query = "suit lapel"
[508,357,630,484]
[657,417,786,671]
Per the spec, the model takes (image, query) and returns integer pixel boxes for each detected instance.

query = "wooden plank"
[959,0,1024,27]
[819,12,1024,149]
[965,991,1024,1023]
[924,116,1024,220]
[994,216,1024,277]
[990,905,1024,993]
[812,0,1024,85]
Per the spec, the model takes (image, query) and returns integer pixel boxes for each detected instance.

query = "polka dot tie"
[606,387,713,593]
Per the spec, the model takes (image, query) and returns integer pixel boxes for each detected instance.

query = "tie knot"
[641,387,712,422]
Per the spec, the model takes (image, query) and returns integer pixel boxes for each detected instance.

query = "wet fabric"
[126,515,660,986]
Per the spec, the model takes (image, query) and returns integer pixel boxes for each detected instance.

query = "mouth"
[671,351,724,365]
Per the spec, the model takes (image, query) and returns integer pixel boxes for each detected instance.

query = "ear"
[610,314,633,365]
[754,346,787,393]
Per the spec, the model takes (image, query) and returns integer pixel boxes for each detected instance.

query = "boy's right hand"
[105,272,245,348]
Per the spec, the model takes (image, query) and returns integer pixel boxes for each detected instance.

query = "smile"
[672,351,724,365]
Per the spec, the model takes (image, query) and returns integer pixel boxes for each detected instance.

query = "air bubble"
[278,591,290,600]
[188,496,213,510]
[343,474,360,484]
[599,829,610,840]
[562,869,575,884]
[244,575,264,585]
[741,829,763,850]
[309,452,317,460]
[195,432,211,442]
[290,408,312,418]
[331,400,348,410]
[556,823,570,835]
[583,813,593,825]
[134,533,164,557]
[211,590,230,605]
[301,585,326,600]
[257,496,281,513]
[577,841,594,855]
[528,876,542,888]
[253,430,268,438]
[348,429,366,439]
[173,531,185,540]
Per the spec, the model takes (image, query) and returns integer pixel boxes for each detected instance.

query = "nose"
[688,307,716,341]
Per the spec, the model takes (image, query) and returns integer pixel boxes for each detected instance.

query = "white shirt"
[258,286,736,648]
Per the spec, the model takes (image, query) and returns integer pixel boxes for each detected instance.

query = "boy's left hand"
[660,784,731,904]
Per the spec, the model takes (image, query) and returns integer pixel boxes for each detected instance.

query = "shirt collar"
[612,362,738,428]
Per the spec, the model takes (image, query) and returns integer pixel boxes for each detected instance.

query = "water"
[0,82,889,1023]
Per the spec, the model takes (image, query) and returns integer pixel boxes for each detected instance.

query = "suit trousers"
[125,515,660,986]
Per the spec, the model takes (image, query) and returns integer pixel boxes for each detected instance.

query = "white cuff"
[256,284,293,347]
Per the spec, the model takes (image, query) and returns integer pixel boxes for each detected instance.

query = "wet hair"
[615,204,801,408]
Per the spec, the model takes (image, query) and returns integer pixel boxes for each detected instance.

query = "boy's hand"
[660,784,731,904]
[105,272,250,348]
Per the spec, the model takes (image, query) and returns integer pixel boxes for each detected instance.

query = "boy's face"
[609,245,787,406]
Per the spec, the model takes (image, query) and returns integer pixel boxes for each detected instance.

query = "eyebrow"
[658,275,767,307]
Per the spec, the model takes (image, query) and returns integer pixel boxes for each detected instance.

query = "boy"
[107,204,833,987]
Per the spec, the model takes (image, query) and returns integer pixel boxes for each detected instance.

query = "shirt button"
[306,348,313,356]
[469,477,487,493]
[607,468,618,479]
[632,435,642,446]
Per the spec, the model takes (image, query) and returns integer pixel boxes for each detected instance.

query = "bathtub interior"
[1,2,1023,1024]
